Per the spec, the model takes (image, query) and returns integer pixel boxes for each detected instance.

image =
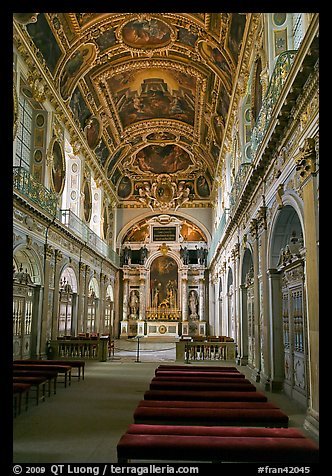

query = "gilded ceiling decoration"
[15,12,252,211]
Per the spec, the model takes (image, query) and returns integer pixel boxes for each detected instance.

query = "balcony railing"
[59,209,120,267]
[207,209,228,265]
[250,50,297,160]
[13,166,58,217]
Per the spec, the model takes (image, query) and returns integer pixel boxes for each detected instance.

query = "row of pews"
[13,359,85,417]
[117,364,319,464]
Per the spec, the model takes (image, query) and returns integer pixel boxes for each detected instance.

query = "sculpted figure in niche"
[129,290,139,318]
[188,290,198,319]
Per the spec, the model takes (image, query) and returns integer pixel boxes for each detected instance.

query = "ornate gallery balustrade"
[13,169,120,268]
[13,166,58,216]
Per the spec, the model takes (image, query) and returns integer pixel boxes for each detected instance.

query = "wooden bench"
[13,363,72,387]
[13,369,58,396]
[13,376,48,405]
[14,359,84,381]
[117,429,319,463]
[149,380,256,392]
[13,383,31,417]
[133,405,289,427]
[144,390,268,402]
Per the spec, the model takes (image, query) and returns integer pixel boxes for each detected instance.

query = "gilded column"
[295,138,319,437]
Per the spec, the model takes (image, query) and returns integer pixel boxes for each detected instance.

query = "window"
[14,94,33,170]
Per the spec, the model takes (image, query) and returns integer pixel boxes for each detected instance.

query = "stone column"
[99,273,106,334]
[77,262,86,333]
[267,268,284,391]
[295,138,319,437]
[231,243,240,347]
[180,268,188,335]
[39,244,54,358]
[120,269,130,337]
[51,249,63,338]
[249,218,261,382]
[239,284,248,365]
[137,268,147,336]
[257,206,271,390]
[198,272,205,321]
[208,274,215,336]
[82,265,90,333]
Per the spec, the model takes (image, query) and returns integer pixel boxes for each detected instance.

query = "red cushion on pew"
[149,380,256,391]
[144,390,268,401]
[156,365,238,372]
[151,376,249,384]
[133,406,289,426]
[137,400,279,409]
[117,434,319,463]
[155,371,245,378]
[126,424,306,438]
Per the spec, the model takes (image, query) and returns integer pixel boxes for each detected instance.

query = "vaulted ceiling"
[15,13,253,211]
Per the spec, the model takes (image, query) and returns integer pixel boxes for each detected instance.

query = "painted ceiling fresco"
[21,13,249,210]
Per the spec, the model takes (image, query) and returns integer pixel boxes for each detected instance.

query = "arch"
[88,276,100,298]
[13,245,43,285]
[59,265,78,293]
[106,283,114,301]
[241,246,254,285]
[268,203,303,269]
[116,210,212,249]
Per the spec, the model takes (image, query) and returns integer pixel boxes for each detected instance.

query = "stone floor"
[12,339,318,464]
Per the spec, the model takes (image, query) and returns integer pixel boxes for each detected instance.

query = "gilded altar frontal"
[13,12,319,462]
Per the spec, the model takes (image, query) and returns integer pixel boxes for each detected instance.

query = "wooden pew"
[13,369,58,396]
[117,427,319,463]
[13,383,31,417]
[133,405,289,427]
[144,390,268,401]
[14,359,84,381]
[13,363,72,388]
[149,380,257,392]
[13,376,48,405]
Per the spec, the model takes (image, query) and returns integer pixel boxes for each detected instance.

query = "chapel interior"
[13,12,319,463]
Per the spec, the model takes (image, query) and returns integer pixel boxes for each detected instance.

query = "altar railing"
[50,336,109,361]
[184,341,236,362]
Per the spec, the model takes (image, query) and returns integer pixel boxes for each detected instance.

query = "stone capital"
[295,138,317,182]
